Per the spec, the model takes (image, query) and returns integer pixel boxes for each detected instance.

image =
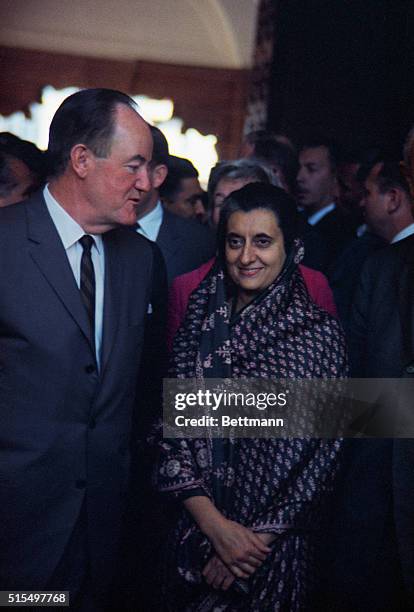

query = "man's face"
[82,104,152,230]
[360,163,389,235]
[164,176,206,222]
[297,146,337,211]
[0,158,39,207]
[337,163,364,212]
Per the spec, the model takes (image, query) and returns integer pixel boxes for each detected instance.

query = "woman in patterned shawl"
[157,183,347,611]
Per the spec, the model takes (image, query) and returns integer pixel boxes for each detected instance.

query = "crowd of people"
[0,88,413,611]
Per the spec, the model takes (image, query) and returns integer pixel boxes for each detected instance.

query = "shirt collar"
[307,202,336,226]
[137,200,163,240]
[391,222,414,244]
[43,184,103,253]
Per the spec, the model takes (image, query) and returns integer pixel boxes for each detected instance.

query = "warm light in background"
[0,86,218,187]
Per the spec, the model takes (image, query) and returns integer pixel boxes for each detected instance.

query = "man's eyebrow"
[126,154,147,163]
[188,192,203,200]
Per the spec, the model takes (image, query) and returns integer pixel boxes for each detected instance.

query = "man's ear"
[152,164,168,190]
[70,144,93,178]
[385,187,401,214]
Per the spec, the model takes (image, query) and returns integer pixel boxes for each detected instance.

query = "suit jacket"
[349,234,414,378]
[298,216,330,273]
[322,235,414,611]
[330,232,387,334]
[166,258,337,350]
[309,207,355,270]
[156,209,216,284]
[0,192,163,597]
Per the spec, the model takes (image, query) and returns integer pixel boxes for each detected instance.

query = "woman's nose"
[240,242,255,264]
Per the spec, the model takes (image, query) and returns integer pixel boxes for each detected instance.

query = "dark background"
[267,0,414,156]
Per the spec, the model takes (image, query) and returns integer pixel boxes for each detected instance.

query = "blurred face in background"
[359,163,390,236]
[297,146,337,212]
[163,176,206,222]
[212,177,255,226]
[337,162,364,223]
[0,157,39,207]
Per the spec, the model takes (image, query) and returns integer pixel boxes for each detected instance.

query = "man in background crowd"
[297,139,355,265]
[160,154,208,224]
[0,133,45,205]
[136,127,215,283]
[322,129,414,612]
[331,160,413,330]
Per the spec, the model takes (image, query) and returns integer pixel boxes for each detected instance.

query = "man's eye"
[188,196,203,206]
[127,164,141,173]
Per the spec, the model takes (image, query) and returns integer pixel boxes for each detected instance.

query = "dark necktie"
[79,235,96,339]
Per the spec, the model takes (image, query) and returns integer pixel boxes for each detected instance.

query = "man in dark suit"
[331,160,414,333]
[0,89,165,609]
[136,127,215,284]
[321,234,414,608]
[297,139,355,267]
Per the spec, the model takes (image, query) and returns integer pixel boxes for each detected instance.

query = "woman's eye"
[255,238,271,247]
[227,237,243,248]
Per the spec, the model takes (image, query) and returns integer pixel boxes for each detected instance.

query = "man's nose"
[194,199,206,220]
[296,167,306,183]
[136,165,151,193]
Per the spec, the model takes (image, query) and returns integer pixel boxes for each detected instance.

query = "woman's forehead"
[227,208,280,234]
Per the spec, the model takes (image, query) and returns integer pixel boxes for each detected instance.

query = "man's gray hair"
[207,158,275,209]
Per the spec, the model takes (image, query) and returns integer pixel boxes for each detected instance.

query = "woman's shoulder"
[298,264,337,317]
[299,264,329,286]
[171,258,215,293]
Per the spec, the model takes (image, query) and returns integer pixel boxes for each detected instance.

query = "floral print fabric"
[157,241,347,611]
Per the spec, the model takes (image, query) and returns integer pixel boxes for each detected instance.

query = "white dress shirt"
[307,202,336,226]
[136,200,164,242]
[43,185,105,367]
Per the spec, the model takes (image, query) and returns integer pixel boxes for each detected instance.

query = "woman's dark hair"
[216,182,300,262]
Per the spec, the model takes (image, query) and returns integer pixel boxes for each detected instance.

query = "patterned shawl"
[157,239,347,605]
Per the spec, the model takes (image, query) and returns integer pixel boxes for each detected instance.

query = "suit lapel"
[101,230,123,374]
[156,210,180,261]
[26,193,94,350]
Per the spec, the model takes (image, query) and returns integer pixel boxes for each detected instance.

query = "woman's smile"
[237,266,264,277]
